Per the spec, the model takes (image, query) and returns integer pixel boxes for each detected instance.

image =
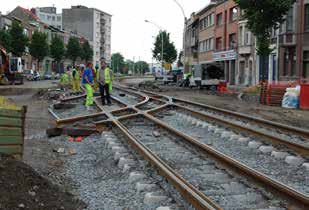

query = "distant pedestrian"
[98,59,111,106]
[82,62,94,110]
[72,66,81,94]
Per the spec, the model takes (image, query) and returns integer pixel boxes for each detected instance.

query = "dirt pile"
[0,154,86,210]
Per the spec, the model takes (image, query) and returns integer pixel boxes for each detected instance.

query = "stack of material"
[260,83,293,106]
[0,96,27,159]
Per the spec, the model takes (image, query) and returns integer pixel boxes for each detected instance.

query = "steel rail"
[137,113,309,208]
[149,104,309,155]
[121,85,309,140]
[112,120,221,210]
[172,98,309,140]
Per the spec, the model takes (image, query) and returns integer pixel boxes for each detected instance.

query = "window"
[52,16,55,21]
[229,33,237,49]
[216,37,222,50]
[286,8,293,32]
[229,7,238,22]
[239,26,243,45]
[57,16,61,22]
[47,15,51,21]
[305,4,309,31]
[245,32,251,45]
[39,14,45,20]
[199,38,214,53]
[216,13,222,26]
[304,51,309,78]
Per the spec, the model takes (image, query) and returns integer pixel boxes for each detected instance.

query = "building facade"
[31,7,62,29]
[184,0,309,86]
[278,0,309,81]
[213,0,238,85]
[7,6,87,73]
[62,5,112,65]
[197,3,216,80]
[238,19,256,85]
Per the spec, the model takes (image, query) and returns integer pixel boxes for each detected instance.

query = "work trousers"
[72,80,81,93]
[84,83,93,107]
[99,83,111,105]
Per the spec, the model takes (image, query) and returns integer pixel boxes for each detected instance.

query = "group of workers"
[61,57,113,110]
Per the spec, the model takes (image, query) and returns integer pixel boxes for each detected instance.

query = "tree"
[234,0,295,81]
[81,41,93,62]
[135,61,149,75]
[152,30,177,64]
[111,53,125,73]
[66,37,81,65]
[123,59,134,74]
[0,29,11,52]
[50,36,65,72]
[177,51,184,67]
[29,30,49,71]
[9,21,28,57]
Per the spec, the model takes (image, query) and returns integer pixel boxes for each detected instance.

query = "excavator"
[0,46,24,85]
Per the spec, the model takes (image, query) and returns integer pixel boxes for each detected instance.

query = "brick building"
[278,0,309,82]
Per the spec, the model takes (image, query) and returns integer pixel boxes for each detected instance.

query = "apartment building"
[31,7,62,29]
[237,19,256,85]
[62,5,112,66]
[278,0,309,81]
[197,3,217,78]
[213,0,238,85]
[184,12,199,71]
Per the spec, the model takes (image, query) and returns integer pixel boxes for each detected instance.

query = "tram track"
[48,85,309,209]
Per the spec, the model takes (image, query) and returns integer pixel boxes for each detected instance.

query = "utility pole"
[145,20,165,75]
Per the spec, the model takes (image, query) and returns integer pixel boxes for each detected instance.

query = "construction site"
[0,77,308,210]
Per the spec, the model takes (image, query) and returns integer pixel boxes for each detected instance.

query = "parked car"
[23,69,33,80]
[43,72,53,80]
[33,71,41,81]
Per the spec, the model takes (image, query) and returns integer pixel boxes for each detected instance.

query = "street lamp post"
[172,0,187,70]
[145,20,164,73]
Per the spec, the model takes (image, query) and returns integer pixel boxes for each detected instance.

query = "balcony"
[279,33,296,47]
[238,45,252,54]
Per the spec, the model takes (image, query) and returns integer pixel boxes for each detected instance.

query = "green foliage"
[0,28,11,52]
[135,61,149,74]
[111,53,125,73]
[235,0,295,56]
[152,31,177,64]
[50,36,65,62]
[66,37,81,64]
[29,30,49,63]
[81,41,93,62]
[9,21,28,57]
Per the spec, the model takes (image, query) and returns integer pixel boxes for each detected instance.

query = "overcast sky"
[1,0,210,63]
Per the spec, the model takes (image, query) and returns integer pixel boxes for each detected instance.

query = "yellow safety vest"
[104,67,111,84]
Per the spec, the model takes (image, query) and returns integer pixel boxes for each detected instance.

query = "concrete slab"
[271,151,289,160]
[285,156,305,166]
[248,141,262,149]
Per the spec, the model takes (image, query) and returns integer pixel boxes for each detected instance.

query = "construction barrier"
[0,96,26,159]
[260,82,296,106]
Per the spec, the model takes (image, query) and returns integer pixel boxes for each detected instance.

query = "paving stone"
[118,157,135,168]
[259,146,274,154]
[136,182,157,193]
[285,156,305,166]
[129,172,147,183]
[248,141,262,149]
[302,163,309,170]
[156,207,172,210]
[271,151,289,160]
[144,193,168,205]
[237,137,250,143]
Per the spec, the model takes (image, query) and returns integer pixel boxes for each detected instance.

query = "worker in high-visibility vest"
[98,59,112,106]
[82,62,94,110]
[72,66,81,94]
